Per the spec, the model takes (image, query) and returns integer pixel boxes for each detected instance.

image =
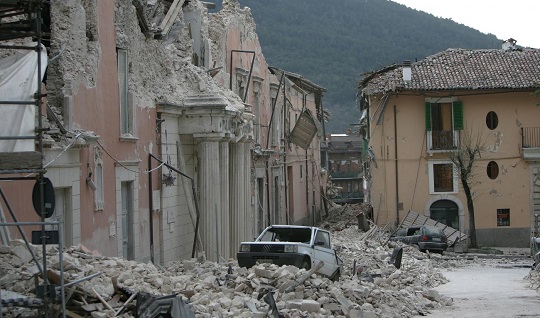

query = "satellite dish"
[32,178,55,218]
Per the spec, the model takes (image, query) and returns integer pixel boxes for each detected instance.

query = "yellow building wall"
[368,91,540,246]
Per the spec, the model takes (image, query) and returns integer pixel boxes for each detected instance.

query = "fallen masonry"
[1,204,538,317]
[1,226,453,317]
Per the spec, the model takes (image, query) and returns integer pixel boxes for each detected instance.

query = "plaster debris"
[1,205,538,317]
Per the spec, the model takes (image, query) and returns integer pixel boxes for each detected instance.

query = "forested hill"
[207,0,502,133]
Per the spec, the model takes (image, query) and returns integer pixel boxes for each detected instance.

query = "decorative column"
[229,140,246,257]
[219,138,231,260]
[195,133,222,262]
[244,141,253,238]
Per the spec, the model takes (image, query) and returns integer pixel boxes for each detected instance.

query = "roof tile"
[362,48,540,94]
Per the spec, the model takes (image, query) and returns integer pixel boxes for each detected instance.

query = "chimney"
[402,60,412,82]
[502,38,517,51]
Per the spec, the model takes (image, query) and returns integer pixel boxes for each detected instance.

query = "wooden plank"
[159,0,180,32]
[0,152,42,171]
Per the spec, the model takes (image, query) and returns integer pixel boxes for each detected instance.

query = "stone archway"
[424,195,466,233]
[429,199,459,229]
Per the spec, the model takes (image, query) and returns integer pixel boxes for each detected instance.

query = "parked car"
[390,225,448,254]
[237,225,343,279]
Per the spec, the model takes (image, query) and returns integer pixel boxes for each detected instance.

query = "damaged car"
[390,225,448,254]
[237,225,343,279]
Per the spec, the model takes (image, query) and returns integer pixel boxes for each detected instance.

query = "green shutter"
[362,139,368,161]
[425,102,431,131]
[453,101,463,130]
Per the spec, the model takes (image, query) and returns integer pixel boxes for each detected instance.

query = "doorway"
[46,187,72,247]
[429,199,459,228]
[121,181,134,260]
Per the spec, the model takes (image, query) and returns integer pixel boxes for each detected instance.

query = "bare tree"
[447,127,485,248]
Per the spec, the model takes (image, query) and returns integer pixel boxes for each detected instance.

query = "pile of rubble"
[318,203,371,231]
[527,259,540,291]
[1,227,454,317]
[1,204,537,317]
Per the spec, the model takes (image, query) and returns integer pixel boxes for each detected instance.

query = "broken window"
[497,208,510,226]
[425,100,463,151]
[253,82,261,143]
[429,161,457,194]
[94,147,104,211]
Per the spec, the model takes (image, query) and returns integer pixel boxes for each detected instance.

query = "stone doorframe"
[424,195,466,235]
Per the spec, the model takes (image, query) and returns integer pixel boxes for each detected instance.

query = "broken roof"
[360,48,540,94]
[269,66,326,93]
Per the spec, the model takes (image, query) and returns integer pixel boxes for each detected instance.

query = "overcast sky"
[390,0,539,49]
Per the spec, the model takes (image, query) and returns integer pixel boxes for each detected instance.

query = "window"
[429,161,458,194]
[315,230,330,248]
[486,111,498,130]
[487,161,499,179]
[237,79,245,101]
[425,100,463,150]
[95,162,104,210]
[271,108,281,146]
[94,146,104,210]
[497,208,510,226]
[117,48,133,136]
[253,85,261,143]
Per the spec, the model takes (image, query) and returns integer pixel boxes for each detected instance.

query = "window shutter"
[453,101,463,130]
[362,139,368,160]
[425,102,431,131]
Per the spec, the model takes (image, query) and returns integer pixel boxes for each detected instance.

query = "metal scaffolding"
[0,1,66,317]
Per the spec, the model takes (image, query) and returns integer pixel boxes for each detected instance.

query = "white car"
[237,225,343,280]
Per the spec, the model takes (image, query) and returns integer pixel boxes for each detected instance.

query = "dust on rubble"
[1,203,537,317]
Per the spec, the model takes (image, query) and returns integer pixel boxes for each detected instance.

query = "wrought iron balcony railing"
[430,130,456,150]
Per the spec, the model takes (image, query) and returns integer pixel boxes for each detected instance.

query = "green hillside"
[208,0,501,133]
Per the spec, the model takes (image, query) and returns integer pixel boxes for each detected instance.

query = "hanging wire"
[43,131,84,168]
[96,140,164,174]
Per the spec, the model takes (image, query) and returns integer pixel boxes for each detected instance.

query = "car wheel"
[300,258,311,270]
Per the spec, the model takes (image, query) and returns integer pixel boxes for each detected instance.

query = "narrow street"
[417,259,540,318]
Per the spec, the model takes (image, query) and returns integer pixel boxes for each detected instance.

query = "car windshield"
[259,227,312,243]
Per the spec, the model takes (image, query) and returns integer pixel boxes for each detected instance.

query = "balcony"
[429,130,457,151]
[330,191,364,204]
[329,171,361,179]
[522,127,540,161]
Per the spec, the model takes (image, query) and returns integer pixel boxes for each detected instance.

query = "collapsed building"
[0,0,327,284]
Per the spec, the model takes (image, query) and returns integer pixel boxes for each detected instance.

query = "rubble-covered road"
[1,204,539,317]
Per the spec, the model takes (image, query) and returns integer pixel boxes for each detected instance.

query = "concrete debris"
[0,205,537,317]
[526,262,540,291]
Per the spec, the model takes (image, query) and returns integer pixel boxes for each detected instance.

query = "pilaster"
[230,140,246,256]
[219,138,231,260]
[195,133,223,262]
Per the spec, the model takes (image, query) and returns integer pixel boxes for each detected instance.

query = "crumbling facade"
[358,41,540,247]
[322,133,364,205]
[0,0,326,265]
[208,2,327,237]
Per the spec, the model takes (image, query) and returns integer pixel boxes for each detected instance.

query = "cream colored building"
[359,42,540,247]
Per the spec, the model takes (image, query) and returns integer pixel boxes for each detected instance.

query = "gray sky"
[391,0,539,48]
